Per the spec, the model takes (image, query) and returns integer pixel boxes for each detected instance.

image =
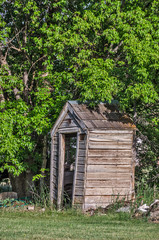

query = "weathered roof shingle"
[68,101,135,129]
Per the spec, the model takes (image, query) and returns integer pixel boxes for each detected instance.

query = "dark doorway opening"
[63,133,77,206]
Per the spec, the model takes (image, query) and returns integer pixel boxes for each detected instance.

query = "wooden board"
[76,180,84,188]
[75,187,84,196]
[89,137,132,142]
[57,134,65,209]
[78,157,86,165]
[84,203,110,210]
[50,138,54,202]
[67,104,86,130]
[89,130,133,134]
[85,195,131,204]
[59,119,77,129]
[78,149,86,157]
[88,150,132,157]
[73,107,104,120]
[76,172,85,180]
[53,137,58,144]
[77,164,85,173]
[74,196,84,204]
[79,142,86,149]
[53,168,58,176]
[88,142,132,150]
[87,172,132,180]
[86,179,131,188]
[52,160,58,169]
[90,120,125,128]
[89,135,133,142]
[51,103,68,137]
[83,121,95,128]
[58,127,80,133]
[87,165,132,173]
[72,132,79,205]
[87,157,132,165]
[76,111,96,120]
[53,143,58,148]
[85,187,131,196]
[63,113,71,120]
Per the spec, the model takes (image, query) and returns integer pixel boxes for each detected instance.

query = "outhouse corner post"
[57,133,65,209]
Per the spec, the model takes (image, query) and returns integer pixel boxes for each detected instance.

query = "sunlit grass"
[0,209,159,240]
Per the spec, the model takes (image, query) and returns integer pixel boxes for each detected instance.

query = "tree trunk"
[9,170,34,199]
[40,135,47,192]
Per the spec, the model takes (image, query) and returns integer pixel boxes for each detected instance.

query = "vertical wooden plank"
[57,133,65,209]
[132,129,136,199]
[83,131,89,211]
[50,137,54,203]
[72,132,79,205]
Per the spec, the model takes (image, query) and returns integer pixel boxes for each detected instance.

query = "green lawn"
[0,209,159,240]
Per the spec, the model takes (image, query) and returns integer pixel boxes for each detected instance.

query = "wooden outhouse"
[50,101,136,210]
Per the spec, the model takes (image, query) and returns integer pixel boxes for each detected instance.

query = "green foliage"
[32,168,49,182]
[135,101,159,188]
[0,198,15,208]
[0,198,32,208]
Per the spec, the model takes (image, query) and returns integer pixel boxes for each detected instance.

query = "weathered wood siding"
[84,130,134,210]
[51,112,86,207]
[51,132,58,201]
[73,134,87,206]
[58,112,78,130]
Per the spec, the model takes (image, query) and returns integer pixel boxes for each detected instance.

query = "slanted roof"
[51,101,135,137]
[69,101,135,130]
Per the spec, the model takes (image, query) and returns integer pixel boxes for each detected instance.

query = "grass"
[0,209,159,240]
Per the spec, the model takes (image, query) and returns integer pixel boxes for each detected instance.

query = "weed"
[134,184,159,207]
[29,183,51,208]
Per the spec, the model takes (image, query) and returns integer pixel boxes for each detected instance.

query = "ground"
[0,209,159,240]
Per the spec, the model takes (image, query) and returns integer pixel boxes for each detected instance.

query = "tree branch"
[0,85,5,103]
[28,55,46,76]
[10,44,21,52]
[0,47,21,100]
[6,27,25,45]
[110,41,123,54]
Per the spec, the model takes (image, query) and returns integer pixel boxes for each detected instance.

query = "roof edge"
[51,102,88,137]
[67,102,87,130]
[51,102,68,137]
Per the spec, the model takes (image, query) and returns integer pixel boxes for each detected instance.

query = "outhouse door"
[57,130,79,208]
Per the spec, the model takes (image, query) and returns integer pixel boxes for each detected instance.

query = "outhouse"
[50,101,136,210]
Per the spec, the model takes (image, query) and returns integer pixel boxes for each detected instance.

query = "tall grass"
[135,184,159,207]
[29,183,51,208]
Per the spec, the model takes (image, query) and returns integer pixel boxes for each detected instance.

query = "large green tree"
[0,0,158,195]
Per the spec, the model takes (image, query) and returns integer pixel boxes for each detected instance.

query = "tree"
[0,0,158,196]
[0,0,56,196]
